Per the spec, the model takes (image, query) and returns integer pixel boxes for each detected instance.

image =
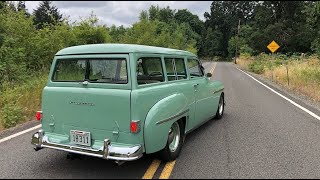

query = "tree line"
[0,1,320,86]
[204,1,320,58]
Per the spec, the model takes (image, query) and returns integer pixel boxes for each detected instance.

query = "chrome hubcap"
[168,122,180,153]
[219,97,223,115]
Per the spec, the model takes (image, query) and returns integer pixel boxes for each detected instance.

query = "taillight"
[130,120,140,133]
[36,111,42,121]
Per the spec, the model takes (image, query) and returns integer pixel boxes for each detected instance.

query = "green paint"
[40,44,224,156]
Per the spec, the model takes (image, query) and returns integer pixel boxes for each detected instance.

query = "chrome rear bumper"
[31,130,143,161]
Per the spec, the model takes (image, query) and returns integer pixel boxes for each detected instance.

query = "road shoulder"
[0,120,40,140]
[233,63,320,117]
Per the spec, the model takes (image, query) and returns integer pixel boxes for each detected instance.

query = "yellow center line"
[210,62,217,74]
[142,159,161,179]
[159,160,176,179]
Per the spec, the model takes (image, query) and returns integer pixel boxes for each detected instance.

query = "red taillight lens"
[36,111,42,121]
[130,120,140,133]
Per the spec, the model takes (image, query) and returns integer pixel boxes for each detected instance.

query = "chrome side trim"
[31,130,143,161]
[156,109,189,125]
[213,88,224,94]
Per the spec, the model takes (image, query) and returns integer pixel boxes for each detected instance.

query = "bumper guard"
[31,130,143,161]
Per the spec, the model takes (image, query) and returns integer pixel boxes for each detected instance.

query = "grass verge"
[0,72,48,129]
[237,53,320,102]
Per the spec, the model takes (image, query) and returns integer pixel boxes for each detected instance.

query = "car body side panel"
[143,93,189,154]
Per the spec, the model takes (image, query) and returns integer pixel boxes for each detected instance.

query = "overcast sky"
[24,1,212,27]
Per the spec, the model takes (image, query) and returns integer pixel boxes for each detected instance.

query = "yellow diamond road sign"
[267,40,280,53]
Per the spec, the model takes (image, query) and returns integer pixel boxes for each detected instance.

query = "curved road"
[1,62,320,178]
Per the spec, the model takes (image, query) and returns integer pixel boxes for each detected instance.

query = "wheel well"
[178,116,187,133]
[221,92,225,104]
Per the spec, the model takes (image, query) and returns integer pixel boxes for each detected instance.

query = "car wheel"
[215,94,224,120]
[158,121,184,162]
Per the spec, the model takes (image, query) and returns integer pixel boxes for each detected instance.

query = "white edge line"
[236,67,320,121]
[0,124,41,144]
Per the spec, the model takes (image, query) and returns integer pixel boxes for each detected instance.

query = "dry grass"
[237,55,254,70]
[264,58,320,102]
[240,54,320,103]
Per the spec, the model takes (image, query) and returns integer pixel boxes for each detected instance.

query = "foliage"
[1,103,24,128]
[203,1,319,58]
[1,1,320,129]
[32,1,63,29]
[0,3,201,129]
[248,60,265,74]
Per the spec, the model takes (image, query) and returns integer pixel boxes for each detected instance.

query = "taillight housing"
[36,111,42,121]
[130,120,140,133]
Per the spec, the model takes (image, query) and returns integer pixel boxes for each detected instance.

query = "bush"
[248,61,265,74]
[1,103,24,128]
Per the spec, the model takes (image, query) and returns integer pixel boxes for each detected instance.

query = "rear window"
[52,58,127,84]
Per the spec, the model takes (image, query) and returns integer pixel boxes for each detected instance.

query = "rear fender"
[144,93,189,154]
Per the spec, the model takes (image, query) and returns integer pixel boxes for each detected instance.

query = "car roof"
[55,43,197,57]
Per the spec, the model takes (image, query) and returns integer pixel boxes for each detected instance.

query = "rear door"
[42,54,132,141]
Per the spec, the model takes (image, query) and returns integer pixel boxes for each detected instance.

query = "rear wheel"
[215,94,224,120]
[158,121,184,161]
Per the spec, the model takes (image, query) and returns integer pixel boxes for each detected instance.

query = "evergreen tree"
[32,1,62,29]
[17,1,30,17]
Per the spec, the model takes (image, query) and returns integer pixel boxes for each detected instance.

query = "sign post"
[267,40,280,82]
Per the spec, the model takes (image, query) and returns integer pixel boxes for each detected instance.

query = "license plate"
[70,130,91,146]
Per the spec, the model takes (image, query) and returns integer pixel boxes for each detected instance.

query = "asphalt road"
[1,62,320,179]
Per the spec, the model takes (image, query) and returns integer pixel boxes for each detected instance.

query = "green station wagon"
[31,44,225,163]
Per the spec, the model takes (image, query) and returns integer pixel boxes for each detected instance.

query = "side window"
[136,57,164,85]
[187,58,204,78]
[164,58,176,81]
[175,58,187,80]
[164,58,187,81]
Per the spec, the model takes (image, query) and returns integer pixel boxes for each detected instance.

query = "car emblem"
[69,102,95,106]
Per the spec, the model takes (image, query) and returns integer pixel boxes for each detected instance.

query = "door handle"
[193,83,199,87]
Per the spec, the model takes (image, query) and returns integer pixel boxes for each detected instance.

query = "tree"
[148,5,175,23]
[72,13,112,45]
[109,25,127,43]
[158,6,175,23]
[304,1,320,56]
[139,10,149,21]
[0,1,16,12]
[32,1,62,29]
[174,9,205,55]
[204,1,258,57]
[203,27,223,58]
[148,5,160,21]
[0,1,6,10]
[249,1,311,53]
[17,1,30,17]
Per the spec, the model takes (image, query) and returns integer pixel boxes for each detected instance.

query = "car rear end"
[31,52,144,161]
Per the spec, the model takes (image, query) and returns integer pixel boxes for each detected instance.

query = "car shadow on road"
[35,150,154,179]
[183,113,228,146]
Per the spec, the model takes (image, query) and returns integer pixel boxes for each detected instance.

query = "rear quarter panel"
[131,85,190,154]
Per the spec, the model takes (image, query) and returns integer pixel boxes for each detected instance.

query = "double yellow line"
[209,62,217,75]
[142,62,217,179]
[142,159,176,179]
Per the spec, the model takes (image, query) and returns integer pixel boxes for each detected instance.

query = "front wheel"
[215,94,224,120]
[158,121,184,161]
